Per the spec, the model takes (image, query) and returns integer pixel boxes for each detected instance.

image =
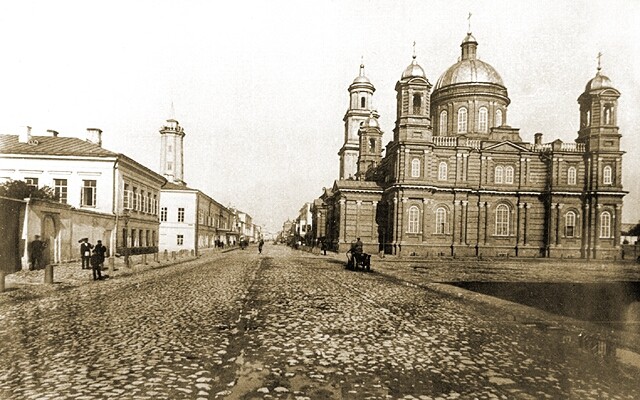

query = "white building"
[0,127,166,267]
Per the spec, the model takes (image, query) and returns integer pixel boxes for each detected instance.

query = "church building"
[315,31,625,259]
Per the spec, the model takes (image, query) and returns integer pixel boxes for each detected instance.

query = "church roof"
[0,134,117,157]
[434,33,504,91]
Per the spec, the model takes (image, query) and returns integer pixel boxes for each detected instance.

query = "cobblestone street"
[1,246,639,399]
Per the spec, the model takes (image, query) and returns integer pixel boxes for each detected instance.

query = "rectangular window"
[54,179,68,203]
[178,207,185,222]
[123,184,132,209]
[25,177,38,190]
[177,234,184,246]
[132,187,138,210]
[160,207,168,222]
[81,180,97,207]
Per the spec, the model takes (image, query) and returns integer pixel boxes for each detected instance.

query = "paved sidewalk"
[1,247,236,303]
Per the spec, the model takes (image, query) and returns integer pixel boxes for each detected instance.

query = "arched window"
[360,96,366,108]
[567,166,577,185]
[457,107,468,133]
[495,204,510,236]
[600,211,611,238]
[438,161,448,180]
[369,138,376,153]
[439,110,448,135]
[504,166,514,184]
[495,109,503,127]
[411,158,421,178]
[408,206,420,234]
[478,107,488,132]
[494,166,504,184]
[603,165,613,184]
[586,110,591,126]
[604,105,613,125]
[435,207,447,234]
[413,94,422,114]
[565,211,576,237]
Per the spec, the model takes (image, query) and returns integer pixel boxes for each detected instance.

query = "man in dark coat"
[28,235,46,270]
[80,238,93,269]
[90,249,102,280]
[94,240,108,270]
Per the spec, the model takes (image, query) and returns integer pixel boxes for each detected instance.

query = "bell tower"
[339,62,375,180]
[160,118,186,185]
[393,49,432,143]
[357,112,383,180]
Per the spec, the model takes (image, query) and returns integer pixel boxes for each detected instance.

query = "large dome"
[434,33,505,91]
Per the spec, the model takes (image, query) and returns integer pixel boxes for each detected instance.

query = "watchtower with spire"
[339,62,376,180]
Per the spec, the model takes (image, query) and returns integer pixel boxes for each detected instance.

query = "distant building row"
[0,119,261,272]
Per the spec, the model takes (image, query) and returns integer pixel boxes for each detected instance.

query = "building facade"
[316,32,625,259]
[0,127,165,267]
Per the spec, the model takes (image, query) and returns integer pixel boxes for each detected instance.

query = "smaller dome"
[585,71,614,92]
[353,74,371,84]
[402,56,426,79]
[363,115,379,128]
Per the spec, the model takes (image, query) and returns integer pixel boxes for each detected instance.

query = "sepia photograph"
[1,1,640,398]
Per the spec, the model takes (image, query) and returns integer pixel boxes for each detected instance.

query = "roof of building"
[334,179,382,191]
[434,33,504,91]
[162,181,194,190]
[0,134,117,157]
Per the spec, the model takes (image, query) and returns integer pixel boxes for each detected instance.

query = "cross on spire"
[467,12,472,33]
[597,51,603,72]
[412,41,416,60]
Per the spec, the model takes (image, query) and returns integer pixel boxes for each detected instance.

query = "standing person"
[320,238,327,255]
[258,239,264,254]
[90,249,102,280]
[80,238,93,269]
[94,240,108,271]
[28,235,46,270]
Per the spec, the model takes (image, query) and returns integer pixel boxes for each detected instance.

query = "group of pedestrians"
[80,238,108,280]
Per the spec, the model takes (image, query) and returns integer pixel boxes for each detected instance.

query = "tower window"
[457,107,468,133]
[495,204,510,236]
[439,110,448,135]
[435,207,447,234]
[567,166,577,185]
[168,145,173,153]
[411,158,421,178]
[369,138,376,153]
[438,161,448,181]
[495,109,503,127]
[413,94,422,114]
[586,110,591,126]
[407,206,420,234]
[565,211,576,238]
[494,166,504,184]
[167,162,173,171]
[604,105,613,125]
[478,107,488,132]
[360,97,366,108]
[603,165,612,184]
[600,211,611,238]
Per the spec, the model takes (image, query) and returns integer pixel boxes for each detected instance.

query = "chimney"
[534,132,543,145]
[18,126,32,143]
[86,128,102,147]
[47,129,59,137]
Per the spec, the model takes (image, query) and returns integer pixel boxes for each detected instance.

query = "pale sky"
[1,1,639,233]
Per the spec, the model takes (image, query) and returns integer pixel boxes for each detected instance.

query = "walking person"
[28,235,46,270]
[94,240,108,271]
[258,239,264,254]
[90,249,102,280]
[80,238,93,269]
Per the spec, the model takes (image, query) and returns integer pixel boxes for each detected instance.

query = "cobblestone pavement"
[1,245,639,399]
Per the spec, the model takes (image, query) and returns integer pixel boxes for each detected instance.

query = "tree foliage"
[0,180,58,201]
